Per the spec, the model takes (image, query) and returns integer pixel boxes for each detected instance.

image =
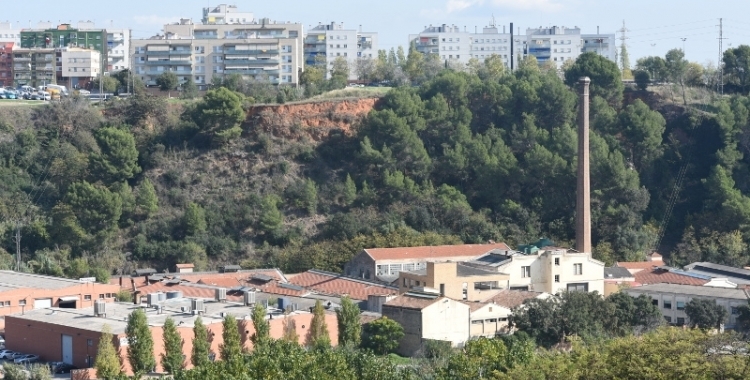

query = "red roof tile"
[288,270,398,301]
[365,243,511,261]
[134,283,244,302]
[634,269,710,286]
[614,261,660,272]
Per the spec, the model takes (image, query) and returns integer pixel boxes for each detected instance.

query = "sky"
[4,0,750,65]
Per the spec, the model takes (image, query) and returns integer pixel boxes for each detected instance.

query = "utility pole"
[718,18,726,95]
[617,20,631,78]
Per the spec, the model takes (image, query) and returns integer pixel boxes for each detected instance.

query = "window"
[676,317,685,326]
[664,316,672,323]
[439,284,445,296]
[84,295,92,301]
[99,294,105,299]
[554,258,560,266]
[376,265,388,276]
[574,263,583,275]
[521,266,531,278]
[566,283,588,292]
[663,300,672,309]
[732,306,740,315]
[554,275,560,283]
[19,299,25,306]
[4,301,9,306]
[652,299,658,306]
[87,339,93,346]
[403,278,407,286]
[676,301,685,310]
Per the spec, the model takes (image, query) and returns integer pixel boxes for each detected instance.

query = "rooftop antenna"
[491,14,496,27]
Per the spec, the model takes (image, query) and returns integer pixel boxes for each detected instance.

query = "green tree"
[306,299,331,350]
[27,363,53,380]
[93,76,120,93]
[183,202,207,236]
[634,69,650,91]
[191,87,245,145]
[329,56,350,90]
[685,298,728,329]
[90,126,141,183]
[220,315,243,362]
[362,316,404,355]
[64,181,123,234]
[302,178,318,215]
[135,178,158,217]
[636,56,668,83]
[126,308,156,377]
[2,363,30,380]
[618,99,666,169]
[342,174,357,206]
[281,315,299,344]
[723,45,750,94]
[161,317,185,374]
[258,195,283,234]
[156,71,179,97]
[336,296,361,347]
[665,48,689,105]
[95,324,123,380]
[180,77,199,99]
[250,303,270,347]
[564,52,624,106]
[191,317,211,368]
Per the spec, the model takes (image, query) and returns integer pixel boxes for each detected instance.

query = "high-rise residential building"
[525,26,581,68]
[131,7,303,90]
[0,42,13,87]
[0,23,21,45]
[304,22,378,81]
[71,22,131,72]
[468,23,517,69]
[61,48,101,89]
[20,23,108,71]
[202,4,254,25]
[581,33,616,62]
[409,24,471,64]
[11,47,56,87]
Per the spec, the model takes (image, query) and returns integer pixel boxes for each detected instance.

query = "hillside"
[1,54,749,280]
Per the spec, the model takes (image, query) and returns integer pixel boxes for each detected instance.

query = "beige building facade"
[398,261,509,301]
[131,15,303,89]
[61,48,101,88]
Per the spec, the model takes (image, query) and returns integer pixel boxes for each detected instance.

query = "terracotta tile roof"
[614,261,661,273]
[135,282,244,302]
[287,270,398,301]
[110,269,287,289]
[383,295,443,310]
[256,281,310,298]
[364,243,511,261]
[634,269,710,286]
[459,300,492,312]
[485,290,544,309]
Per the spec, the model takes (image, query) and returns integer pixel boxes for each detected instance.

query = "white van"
[45,84,69,97]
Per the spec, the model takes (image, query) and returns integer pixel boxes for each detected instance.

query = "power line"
[627,19,716,33]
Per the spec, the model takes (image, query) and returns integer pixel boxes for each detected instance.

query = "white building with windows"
[202,4,254,25]
[468,23,517,69]
[525,26,581,68]
[130,9,303,89]
[61,48,101,88]
[304,22,378,80]
[75,22,130,72]
[0,22,21,44]
[581,33,616,62]
[409,24,471,65]
[463,247,605,294]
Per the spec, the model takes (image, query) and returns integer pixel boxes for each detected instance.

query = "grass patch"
[0,100,47,107]
[387,353,413,365]
[309,87,391,101]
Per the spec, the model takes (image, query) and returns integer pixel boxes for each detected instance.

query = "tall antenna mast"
[718,18,726,95]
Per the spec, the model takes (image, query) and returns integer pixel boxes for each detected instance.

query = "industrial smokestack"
[576,77,592,254]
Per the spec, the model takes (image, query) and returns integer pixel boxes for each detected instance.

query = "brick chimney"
[576,77,592,254]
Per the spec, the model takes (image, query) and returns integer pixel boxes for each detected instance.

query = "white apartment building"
[61,48,101,88]
[525,26,580,68]
[75,22,130,72]
[581,33,616,62]
[304,22,378,80]
[0,22,21,44]
[131,14,303,89]
[464,247,605,294]
[409,24,471,65]
[202,4,254,25]
[469,24,517,70]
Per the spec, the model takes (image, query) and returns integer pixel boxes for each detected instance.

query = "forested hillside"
[1,52,749,279]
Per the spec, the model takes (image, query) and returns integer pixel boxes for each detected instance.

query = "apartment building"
[409,24,472,65]
[582,33,616,61]
[20,23,108,70]
[12,47,56,87]
[398,261,509,302]
[202,4,254,25]
[131,13,303,89]
[463,246,605,294]
[0,22,21,44]
[469,23,518,69]
[304,22,378,80]
[0,42,13,86]
[61,48,101,89]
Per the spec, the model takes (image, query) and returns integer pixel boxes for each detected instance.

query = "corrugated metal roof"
[626,283,750,299]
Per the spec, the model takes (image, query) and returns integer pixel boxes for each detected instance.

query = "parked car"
[0,349,16,359]
[13,354,39,364]
[9,351,26,359]
[39,91,51,101]
[49,361,78,374]
[4,91,16,100]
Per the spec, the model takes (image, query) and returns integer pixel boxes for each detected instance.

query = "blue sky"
[6,0,750,65]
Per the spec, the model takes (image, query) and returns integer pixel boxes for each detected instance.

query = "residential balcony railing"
[224,68,280,75]
[144,60,192,65]
[224,48,279,55]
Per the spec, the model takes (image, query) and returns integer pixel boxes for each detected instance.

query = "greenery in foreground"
[4,46,750,277]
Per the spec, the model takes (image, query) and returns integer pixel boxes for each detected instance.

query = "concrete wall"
[381,306,423,356]
[421,299,469,348]
[343,251,375,279]
[625,289,746,329]
[469,303,511,338]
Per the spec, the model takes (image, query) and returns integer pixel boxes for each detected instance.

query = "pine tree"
[343,174,357,205]
[136,179,158,217]
[191,317,211,368]
[126,308,155,377]
[250,303,270,348]
[306,299,331,350]
[281,316,299,344]
[336,296,361,347]
[220,315,243,362]
[160,317,185,374]
[620,42,633,79]
[95,324,122,380]
[183,202,207,236]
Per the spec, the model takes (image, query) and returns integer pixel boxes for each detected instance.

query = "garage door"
[33,298,52,309]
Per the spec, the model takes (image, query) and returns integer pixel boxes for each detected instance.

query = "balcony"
[144,60,192,65]
[145,50,171,56]
[224,48,279,55]
[224,68,279,76]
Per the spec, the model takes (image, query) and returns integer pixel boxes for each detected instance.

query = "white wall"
[422,298,470,347]
[494,250,604,294]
